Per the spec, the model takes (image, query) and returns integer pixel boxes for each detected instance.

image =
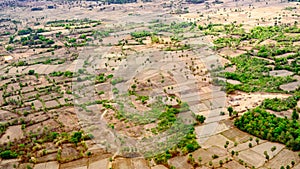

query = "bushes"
[248,26,281,40]
[130,31,152,38]
[261,96,298,112]
[0,123,8,136]
[28,70,35,75]
[156,107,179,132]
[6,45,14,51]
[195,115,206,123]
[136,95,149,104]
[0,150,18,159]
[17,28,33,35]
[49,71,73,78]
[235,108,300,151]
[70,131,83,145]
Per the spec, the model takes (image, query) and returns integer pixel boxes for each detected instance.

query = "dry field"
[0,0,299,169]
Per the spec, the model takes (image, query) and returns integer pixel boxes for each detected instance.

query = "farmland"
[0,0,299,169]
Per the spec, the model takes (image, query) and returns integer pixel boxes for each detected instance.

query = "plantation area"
[235,108,300,151]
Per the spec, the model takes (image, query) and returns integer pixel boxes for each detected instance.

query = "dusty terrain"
[0,0,299,169]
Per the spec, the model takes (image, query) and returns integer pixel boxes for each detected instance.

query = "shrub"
[0,150,18,159]
[28,70,35,75]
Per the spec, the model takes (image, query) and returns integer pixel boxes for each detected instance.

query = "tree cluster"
[235,108,300,151]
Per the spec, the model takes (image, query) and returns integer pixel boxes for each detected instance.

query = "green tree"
[291,160,295,167]
[228,106,233,116]
[195,115,206,123]
[28,70,35,75]
[292,109,299,120]
[198,156,202,163]
[271,146,276,152]
[219,160,223,167]
[6,45,14,51]
[0,150,18,159]
[255,138,260,144]
[70,131,82,145]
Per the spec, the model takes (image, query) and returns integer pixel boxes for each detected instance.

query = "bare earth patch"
[0,125,24,144]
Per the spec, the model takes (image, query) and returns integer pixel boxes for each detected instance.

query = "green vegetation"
[235,108,300,151]
[70,131,83,145]
[0,150,18,159]
[0,123,8,136]
[221,54,294,93]
[195,114,206,124]
[28,70,35,75]
[152,127,200,165]
[17,33,55,48]
[284,6,297,11]
[96,73,113,83]
[261,95,299,112]
[136,95,149,104]
[130,30,152,38]
[49,71,74,78]
[155,106,180,132]
[150,21,195,34]
[6,45,14,51]
[17,28,33,35]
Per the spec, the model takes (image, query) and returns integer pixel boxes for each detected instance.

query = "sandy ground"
[0,0,299,168]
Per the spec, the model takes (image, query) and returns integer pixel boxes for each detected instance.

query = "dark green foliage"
[47,132,59,141]
[28,70,35,75]
[261,96,298,112]
[156,107,179,132]
[228,106,233,116]
[212,154,219,159]
[195,115,206,123]
[235,108,300,151]
[6,45,14,51]
[49,71,73,78]
[18,28,33,35]
[0,150,18,159]
[18,33,54,47]
[130,30,151,38]
[0,123,8,136]
[292,109,299,120]
[96,74,106,83]
[70,131,83,145]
